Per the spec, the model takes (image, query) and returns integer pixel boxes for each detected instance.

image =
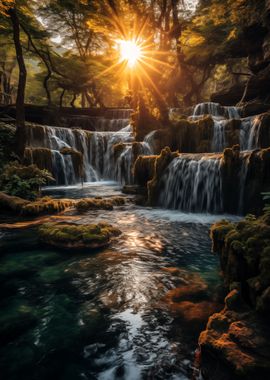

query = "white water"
[27,118,154,185]
[193,102,263,152]
[193,102,241,119]
[158,156,223,213]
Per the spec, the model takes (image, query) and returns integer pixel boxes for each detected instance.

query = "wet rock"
[147,147,178,206]
[133,155,156,187]
[21,197,75,216]
[240,101,270,117]
[38,222,121,250]
[75,196,125,212]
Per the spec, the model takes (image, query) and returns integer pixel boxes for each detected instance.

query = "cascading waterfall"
[26,119,155,185]
[193,102,264,152]
[158,155,223,213]
[212,119,227,152]
[193,102,241,119]
[238,153,250,214]
[239,116,263,151]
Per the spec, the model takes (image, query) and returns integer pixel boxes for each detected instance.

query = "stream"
[0,182,240,380]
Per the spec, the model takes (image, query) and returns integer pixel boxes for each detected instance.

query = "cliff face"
[199,214,270,380]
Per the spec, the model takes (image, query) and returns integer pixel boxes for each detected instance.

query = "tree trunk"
[20,23,52,106]
[8,6,27,158]
[70,93,77,108]
[59,89,65,107]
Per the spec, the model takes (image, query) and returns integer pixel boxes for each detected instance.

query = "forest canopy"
[0,0,267,115]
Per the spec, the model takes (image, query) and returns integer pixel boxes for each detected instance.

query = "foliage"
[263,192,270,214]
[0,162,54,200]
[0,123,16,166]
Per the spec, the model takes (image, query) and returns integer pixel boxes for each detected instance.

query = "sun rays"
[92,10,175,104]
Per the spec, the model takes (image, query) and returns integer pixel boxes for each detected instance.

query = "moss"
[75,196,125,213]
[60,147,83,180]
[0,192,74,216]
[133,155,156,187]
[21,197,75,216]
[210,213,270,314]
[147,147,179,205]
[38,222,121,250]
[210,220,235,254]
[0,191,30,213]
[24,147,53,174]
[0,122,16,167]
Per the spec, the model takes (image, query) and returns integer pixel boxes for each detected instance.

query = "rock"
[200,213,270,379]
[0,191,29,213]
[199,307,270,380]
[133,155,156,187]
[38,222,121,250]
[240,101,270,117]
[147,147,178,205]
[75,196,125,212]
[21,197,75,216]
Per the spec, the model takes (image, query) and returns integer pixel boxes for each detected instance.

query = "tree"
[7,3,27,158]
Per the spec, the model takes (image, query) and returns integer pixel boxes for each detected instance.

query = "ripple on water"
[0,183,233,380]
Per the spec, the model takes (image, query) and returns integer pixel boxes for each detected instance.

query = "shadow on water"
[0,183,239,380]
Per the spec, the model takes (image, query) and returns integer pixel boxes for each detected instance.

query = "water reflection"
[0,186,233,380]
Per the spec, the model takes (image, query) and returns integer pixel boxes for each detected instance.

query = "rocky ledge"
[199,212,270,379]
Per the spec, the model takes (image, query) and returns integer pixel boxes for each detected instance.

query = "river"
[0,182,239,380]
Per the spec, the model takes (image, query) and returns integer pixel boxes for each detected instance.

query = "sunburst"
[93,9,175,105]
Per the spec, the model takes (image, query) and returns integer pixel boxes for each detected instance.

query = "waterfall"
[193,102,240,119]
[212,119,226,152]
[158,155,223,213]
[114,132,154,184]
[239,116,261,150]
[26,119,155,185]
[238,153,250,214]
[247,117,262,150]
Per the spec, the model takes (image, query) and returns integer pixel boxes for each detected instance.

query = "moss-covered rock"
[0,192,74,216]
[199,213,270,379]
[38,222,121,250]
[24,147,53,174]
[75,196,125,213]
[147,147,178,205]
[21,197,75,216]
[0,191,29,213]
[133,155,156,187]
[60,147,84,180]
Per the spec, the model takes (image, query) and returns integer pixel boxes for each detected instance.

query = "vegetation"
[38,221,121,249]
[0,162,54,200]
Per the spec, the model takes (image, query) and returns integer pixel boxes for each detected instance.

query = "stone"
[38,222,121,250]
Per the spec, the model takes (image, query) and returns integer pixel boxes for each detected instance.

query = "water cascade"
[158,155,223,213]
[26,120,154,185]
[94,109,133,131]
[193,102,265,152]
[193,102,241,119]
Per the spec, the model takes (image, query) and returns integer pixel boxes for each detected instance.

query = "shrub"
[0,162,54,200]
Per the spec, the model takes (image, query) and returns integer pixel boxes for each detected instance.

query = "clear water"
[0,183,239,380]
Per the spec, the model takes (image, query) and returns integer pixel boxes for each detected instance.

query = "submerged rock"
[38,222,121,250]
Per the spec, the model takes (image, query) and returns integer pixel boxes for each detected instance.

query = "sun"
[117,39,142,68]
